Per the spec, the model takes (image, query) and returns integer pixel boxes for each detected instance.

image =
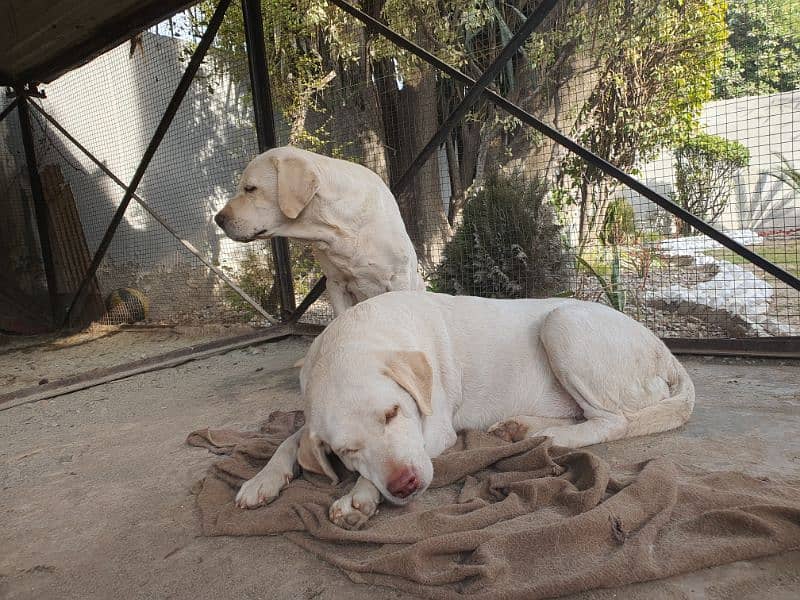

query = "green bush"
[672,133,750,234]
[432,173,570,299]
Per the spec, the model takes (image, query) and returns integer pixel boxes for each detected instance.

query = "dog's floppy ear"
[297,427,339,484]
[271,149,321,219]
[384,351,433,416]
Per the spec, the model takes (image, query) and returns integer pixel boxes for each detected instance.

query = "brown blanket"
[188,411,800,599]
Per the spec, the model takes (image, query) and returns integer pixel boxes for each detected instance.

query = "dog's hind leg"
[488,416,580,443]
[235,427,303,508]
[531,303,692,448]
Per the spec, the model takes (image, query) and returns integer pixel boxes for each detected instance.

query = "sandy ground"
[0,324,260,394]
[1,336,799,600]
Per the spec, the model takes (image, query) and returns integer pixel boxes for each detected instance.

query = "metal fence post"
[241,0,296,319]
[15,90,60,326]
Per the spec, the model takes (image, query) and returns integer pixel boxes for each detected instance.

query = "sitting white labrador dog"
[214,146,425,315]
[236,291,694,530]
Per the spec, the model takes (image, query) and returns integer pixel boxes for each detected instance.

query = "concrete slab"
[1,337,799,599]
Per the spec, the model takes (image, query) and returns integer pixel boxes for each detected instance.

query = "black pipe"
[16,92,60,325]
[329,0,800,292]
[390,0,559,198]
[241,0,296,319]
[289,276,327,323]
[0,98,18,123]
[64,0,234,325]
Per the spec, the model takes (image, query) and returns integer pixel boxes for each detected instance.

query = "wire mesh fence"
[0,0,798,343]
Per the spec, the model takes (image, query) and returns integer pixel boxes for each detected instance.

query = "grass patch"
[704,238,799,277]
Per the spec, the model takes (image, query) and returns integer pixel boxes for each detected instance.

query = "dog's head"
[215,146,322,242]
[299,349,435,505]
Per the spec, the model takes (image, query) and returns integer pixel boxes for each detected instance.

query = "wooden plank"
[40,164,105,326]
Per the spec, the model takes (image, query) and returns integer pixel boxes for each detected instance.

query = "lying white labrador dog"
[237,291,694,529]
[214,146,425,315]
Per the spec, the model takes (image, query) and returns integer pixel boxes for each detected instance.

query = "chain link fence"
[1,0,798,343]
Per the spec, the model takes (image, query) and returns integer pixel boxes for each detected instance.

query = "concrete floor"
[1,335,799,600]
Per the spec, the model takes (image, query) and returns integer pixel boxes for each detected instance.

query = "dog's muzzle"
[387,466,421,499]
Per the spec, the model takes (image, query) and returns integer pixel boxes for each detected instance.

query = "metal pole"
[28,101,279,324]
[64,0,234,326]
[16,91,60,325]
[241,0,296,319]
[390,0,559,197]
[329,0,800,293]
[288,276,327,323]
[0,98,19,123]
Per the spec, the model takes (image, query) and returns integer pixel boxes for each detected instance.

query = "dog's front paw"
[329,491,378,530]
[235,468,293,509]
[488,418,529,443]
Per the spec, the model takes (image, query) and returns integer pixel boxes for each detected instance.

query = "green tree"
[714,0,800,99]
[553,0,728,248]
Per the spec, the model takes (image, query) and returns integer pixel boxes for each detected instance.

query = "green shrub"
[432,173,571,299]
[672,133,750,234]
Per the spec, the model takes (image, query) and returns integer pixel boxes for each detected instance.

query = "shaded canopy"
[0,0,195,85]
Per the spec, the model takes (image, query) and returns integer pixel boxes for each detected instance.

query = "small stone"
[38,378,49,385]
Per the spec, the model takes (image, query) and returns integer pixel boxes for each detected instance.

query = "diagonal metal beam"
[390,0,560,198]
[28,101,278,325]
[288,276,327,323]
[329,0,800,293]
[63,0,234,326]
[0,98,19,123]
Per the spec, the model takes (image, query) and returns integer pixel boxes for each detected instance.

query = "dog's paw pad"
[329,494,377,530]
[488,419,529,443]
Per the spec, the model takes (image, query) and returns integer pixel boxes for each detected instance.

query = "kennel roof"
[0,0,194,85]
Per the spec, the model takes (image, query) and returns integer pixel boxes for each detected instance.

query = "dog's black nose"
[214,212,226,228]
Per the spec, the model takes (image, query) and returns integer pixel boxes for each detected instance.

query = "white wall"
[629,90,800,232]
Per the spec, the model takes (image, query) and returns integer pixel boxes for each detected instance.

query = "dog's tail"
[625,357,695,438]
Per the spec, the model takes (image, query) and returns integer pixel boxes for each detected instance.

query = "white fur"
[236,292,695,530]
[215,146,424,315]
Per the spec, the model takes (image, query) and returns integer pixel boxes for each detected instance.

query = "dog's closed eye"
[243,185,257,193]
[384,404,400,423]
